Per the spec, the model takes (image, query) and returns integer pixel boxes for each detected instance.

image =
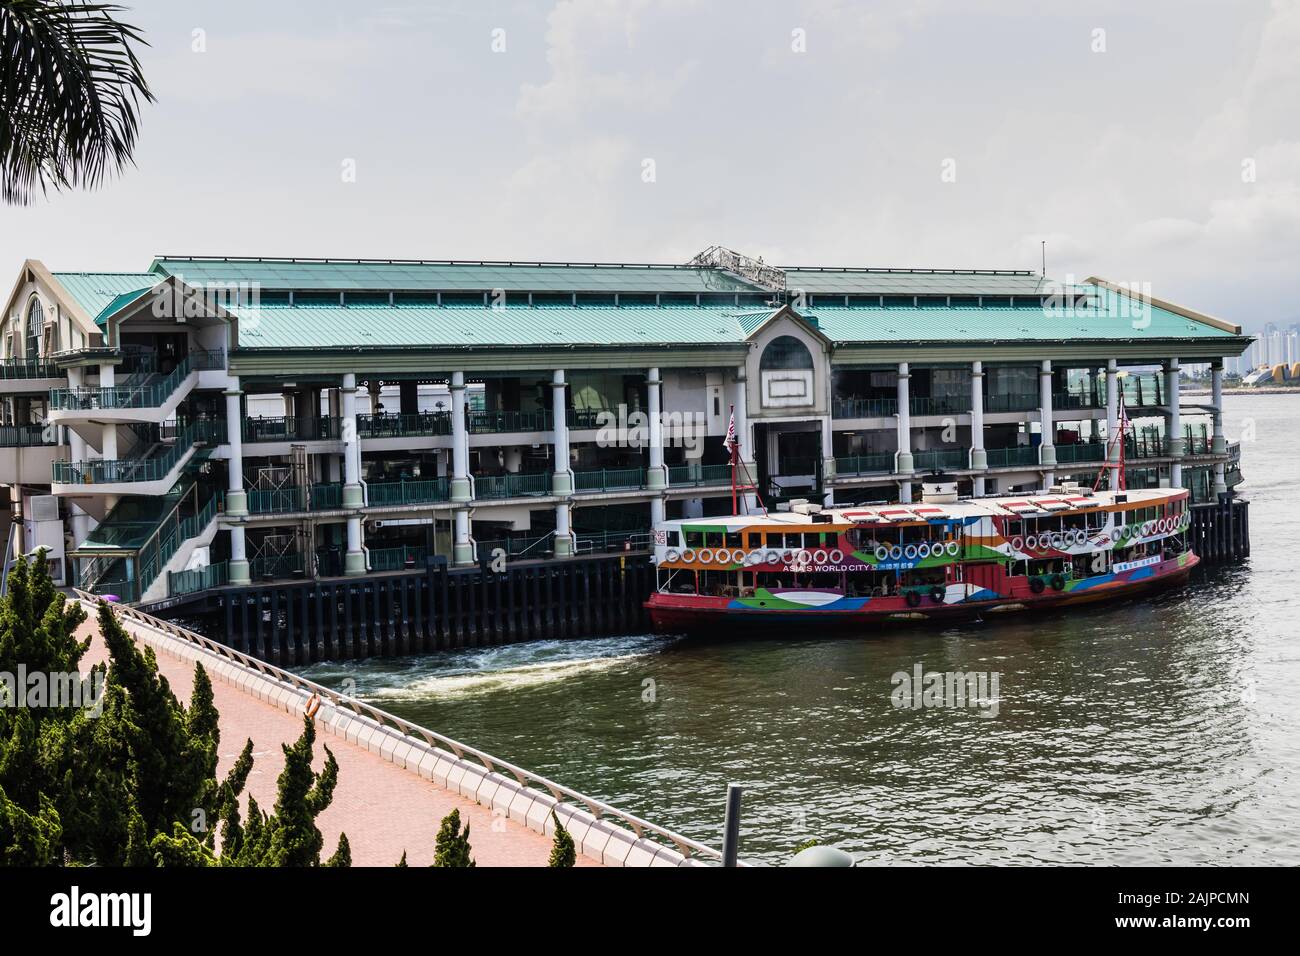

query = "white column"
[1038,359,1055,488]
[820,416,834,507]
[65,369,92,546]
[970,360,987,496]
[1211,360,1227,495]
[1167,357,1183,488]
[450,371,475,565]
[550,369,574,557]
[340,373,366,575]
[1106,359,1121,490]
[732,369,757,512]
[895,362,913,503]
[646,367,667,527]
[224,384,250,584]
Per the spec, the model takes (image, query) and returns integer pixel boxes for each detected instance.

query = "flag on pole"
[723,411,736,454]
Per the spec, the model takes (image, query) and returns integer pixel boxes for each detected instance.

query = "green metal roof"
[52,272,159,324]
[784,268,1047,296]
[806,283,1237,342]
[229,303,775,350]
[152,258,762,294]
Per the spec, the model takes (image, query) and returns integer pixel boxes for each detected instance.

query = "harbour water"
[300,394,1300,865]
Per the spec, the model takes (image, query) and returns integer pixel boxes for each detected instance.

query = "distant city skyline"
[3,0,1298,337]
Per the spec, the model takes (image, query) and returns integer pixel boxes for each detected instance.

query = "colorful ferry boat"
[645,477,1197,634]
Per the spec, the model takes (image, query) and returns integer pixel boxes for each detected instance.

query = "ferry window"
[685,531,704,548]
[705,531,724,548]
[1006,520,1023,537]
[725,531,743,549]
[666,530,682,548]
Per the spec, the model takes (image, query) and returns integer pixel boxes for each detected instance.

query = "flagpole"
[728,404,738,515]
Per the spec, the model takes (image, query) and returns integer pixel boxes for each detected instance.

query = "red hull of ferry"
[645,552,1198,635]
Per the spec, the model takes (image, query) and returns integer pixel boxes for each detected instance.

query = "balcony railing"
[356,411,451,439]
[1120,373,1165,407]
[52,419,222,484]
[368,545,429,572]
[469,409,551,434]
[0,423,56,447]
[365,477,449,507]
[0,356,58,380]
[832,397,898,419]
[910,395,971,416]
[984,392,1040,413]
[834,452,895,476]
[169,560,229,597]
[243,416,343,443]
[49,349,225,410]
[984,445,1039,467]
[475,471,551,499]
[912,448,967,471]
[666,463,732,486]
[1053,389,1103,410]
[566,408,606,430]
[1127,436,1170,459]
[1054,443,1106,464]
[247,482,345,515]
[574,467,647,493]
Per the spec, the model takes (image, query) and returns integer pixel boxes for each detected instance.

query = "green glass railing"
[566,408,606,430]
[0,423,56,447]
[246,482,345,514]
[1120,373,1165,407]
[469,409,551,434]
[834,452,895,476]
[475,471,551,499]
[910,395,971,416]
[365,477,449,506]
[0,357,58,380]
[251,552,307,580]
[832,397,898,419]
[666,463,732,486]
[356,412,451,439]
[912,448,966,471]
[984,446,1039,467]
[243,416,343,443]
[169,561,229,597]
[573,467,647,492]
[368,545,429,572]
[1053,390,1103,410]
[1054,443,1106,464]
[52,419,223,484]
[984,393,1040,413]
[49,349,225,410]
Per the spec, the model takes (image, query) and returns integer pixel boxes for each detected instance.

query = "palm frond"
[0,0,154,205]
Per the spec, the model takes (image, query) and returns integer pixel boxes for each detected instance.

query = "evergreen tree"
[0,784,61,866]
[395,850,408,867]
[548,810,575,867]
[433,808,475,867]
[325,833,351,867]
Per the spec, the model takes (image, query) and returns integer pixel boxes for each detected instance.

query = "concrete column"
[550,369,574,557]
[733,369,757,512]
[970,360,987,496]
[224,385,250,585]
[646,367,667,528]
[1106,359,1121,490]
[98,362,115,389]
[447,371,475,566]
[340,373,366,575]
[1167,358,1183,487]
[895,362,913,503]
[820,416,834,507]
[1211,360,1227,495]
[1038,359,1055,488]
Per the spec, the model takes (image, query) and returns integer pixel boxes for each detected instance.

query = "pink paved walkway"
[77,616,598,867]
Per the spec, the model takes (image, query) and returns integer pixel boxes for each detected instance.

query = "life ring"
[946,541,961,557]
[875,546,890,562]
[665,549,681,562]
[905,590,922,608]
[1049,574,1065,591]
[1025,534,1039,551]
[766,550,781,564]
[745,550,764,566]
[929,586,946,603]
[1050,533,1065,550]
[1029,577,1046,594]
[681,549,697,563]
[1109,528,1121,543]
[1141,522,1152,537]
[698,548,714,564]
[812,549,828,564]
[829,549,844,563]
[889,545,903,561]
[781,550,796,564]
[1010,536,1024,552]
[305,693,321,719]
[796,549,813,565]
[721,549,738,564]
[904,544,919,560]
[1074,529,1088,545]
[917,542,931,559]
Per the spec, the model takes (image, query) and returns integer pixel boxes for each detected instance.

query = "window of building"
[26,298,43,358]
[760,335,813,370]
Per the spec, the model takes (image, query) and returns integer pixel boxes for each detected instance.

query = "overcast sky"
[3,0,1297,332]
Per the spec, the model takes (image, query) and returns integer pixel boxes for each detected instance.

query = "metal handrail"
[76,591,724,864]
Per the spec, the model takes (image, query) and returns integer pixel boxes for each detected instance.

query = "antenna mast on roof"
[1041,240,1046,277]
[688,245,786,295]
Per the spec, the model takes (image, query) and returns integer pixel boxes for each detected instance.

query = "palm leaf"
[0,0,154,205]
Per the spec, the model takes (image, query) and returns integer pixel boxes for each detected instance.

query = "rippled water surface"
[301,394,1300,864]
